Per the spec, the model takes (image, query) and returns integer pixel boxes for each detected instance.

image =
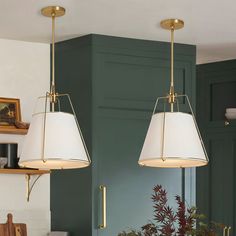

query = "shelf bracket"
[25,174,43,202]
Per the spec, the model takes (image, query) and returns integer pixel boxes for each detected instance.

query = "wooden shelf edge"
[0,169,51,175]
[0,128,28,135]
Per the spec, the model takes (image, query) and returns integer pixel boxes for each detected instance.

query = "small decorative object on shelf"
[0,143,8,168]
[225,120,230,126]
[0,157,7,168]
[225,108,236,120]
[0,143,18,168]
[118,185,225,236]
[0,97,29,134]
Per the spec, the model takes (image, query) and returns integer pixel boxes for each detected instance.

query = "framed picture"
[0,97,21,130]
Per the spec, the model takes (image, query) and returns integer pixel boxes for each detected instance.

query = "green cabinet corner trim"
[51,34,197,236]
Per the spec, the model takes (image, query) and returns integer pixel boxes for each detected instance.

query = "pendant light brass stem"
[169,27,175,111]
[41,6,66,110]
[170,28,174,92]
[51,14,56,110]
[160,19,184,110]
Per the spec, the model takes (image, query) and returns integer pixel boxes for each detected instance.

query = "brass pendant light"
[138,19,209,168]
[19,6,91,169]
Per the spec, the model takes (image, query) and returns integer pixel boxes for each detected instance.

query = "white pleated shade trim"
[19,112,90,169]
[139,112,208,168]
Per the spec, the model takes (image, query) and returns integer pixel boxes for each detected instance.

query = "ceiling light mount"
[41,6,65,18]
[160,19,184,30]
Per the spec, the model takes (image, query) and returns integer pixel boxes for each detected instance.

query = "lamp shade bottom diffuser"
[20,159,90,170]
[139,112,208,168]
[138,158,207,168]
[19,112,90,170]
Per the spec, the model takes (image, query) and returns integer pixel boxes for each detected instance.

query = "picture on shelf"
[0,97,21,129]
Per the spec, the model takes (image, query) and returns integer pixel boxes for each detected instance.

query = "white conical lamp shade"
[19,112,90,169]
[138,112,208,168]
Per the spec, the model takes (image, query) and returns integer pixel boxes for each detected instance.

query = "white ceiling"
[0,0,236,64]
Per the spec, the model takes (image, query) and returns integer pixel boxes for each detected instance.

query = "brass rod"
[42,92,49,162]
[51,14,55,94]
[185,95,209,162]
[161,104,166,161]
[152,96,169,115]
[25,174,43,202]
[25,174,30,202]
[66,94,92,163]
[170,27,174,91]
[170,101,174,112]
[51,13,56,112]
[161,19,184,109]
[170,27,174,112]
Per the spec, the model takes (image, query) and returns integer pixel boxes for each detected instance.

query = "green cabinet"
[51,34,197,236]
[197,60,236,130]
[197,60,236,235]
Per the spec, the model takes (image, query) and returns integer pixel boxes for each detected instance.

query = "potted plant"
[118,185,225,236]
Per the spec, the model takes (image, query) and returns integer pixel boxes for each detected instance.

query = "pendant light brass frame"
[19,6,91,169]
[160,19,184,110]
[41,6,66,107]
[160,18,208,164]
[39,6,91,166]
[138,18,209,168]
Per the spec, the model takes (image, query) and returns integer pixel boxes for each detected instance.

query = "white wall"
[0,39,50,236]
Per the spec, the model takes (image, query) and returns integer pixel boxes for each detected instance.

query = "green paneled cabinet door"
[197,60,236,235]
[197,132,236,231]
[51,34,197,236]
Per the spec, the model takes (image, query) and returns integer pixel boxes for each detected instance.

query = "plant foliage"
[118,185,225,236]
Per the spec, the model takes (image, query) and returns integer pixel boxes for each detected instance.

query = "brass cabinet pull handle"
[99,185,107,229]
[223,226,227,236]
[227,226,231,236]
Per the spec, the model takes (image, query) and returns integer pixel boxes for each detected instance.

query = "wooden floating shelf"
[0,128,28,135]
[0,168,50,175]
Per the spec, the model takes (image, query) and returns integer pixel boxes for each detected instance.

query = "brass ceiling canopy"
[41,6,65,17]
[160,19,184,30]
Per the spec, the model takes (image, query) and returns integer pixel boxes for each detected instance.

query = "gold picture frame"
[0,97,22,134]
